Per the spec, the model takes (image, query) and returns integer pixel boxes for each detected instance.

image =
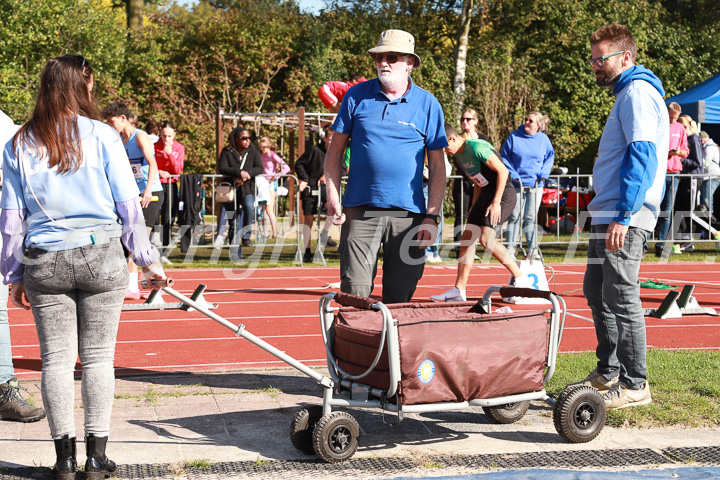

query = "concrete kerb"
[1,367,719,478]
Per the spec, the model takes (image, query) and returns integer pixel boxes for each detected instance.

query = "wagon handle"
[334,292,378,310]
[498,286,553,300]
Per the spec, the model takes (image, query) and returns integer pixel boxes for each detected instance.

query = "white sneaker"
[213,236,224,248]
[430,287,466,302]
[160,255,172,265]
[433,254,442,263]
[425,255,439,264]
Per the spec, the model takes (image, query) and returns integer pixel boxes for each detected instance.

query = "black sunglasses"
[71,54,89,70]
[239,136,251,141]
[370,53,403,64]
[460,117,474,122]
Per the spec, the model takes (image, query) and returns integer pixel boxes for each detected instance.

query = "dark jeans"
[224,191,255,243]
[160,181,179,247]
[584,224,649,389]
[656,175,679,242]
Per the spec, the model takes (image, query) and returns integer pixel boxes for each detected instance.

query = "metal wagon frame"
[162,285,607,463]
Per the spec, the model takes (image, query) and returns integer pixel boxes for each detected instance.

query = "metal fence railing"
[155,171,720,258]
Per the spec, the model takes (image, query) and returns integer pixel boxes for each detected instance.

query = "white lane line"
[12,334,323,349]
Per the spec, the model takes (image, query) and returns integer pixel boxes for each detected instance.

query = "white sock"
[128,272,139,291]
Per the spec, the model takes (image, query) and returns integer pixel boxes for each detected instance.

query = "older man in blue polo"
[324,29,448,303]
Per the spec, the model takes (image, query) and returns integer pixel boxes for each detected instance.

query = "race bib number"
[130,160,143,179]
[469,171,489,187]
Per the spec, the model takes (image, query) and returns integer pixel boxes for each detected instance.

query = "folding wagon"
[162,284,607,463]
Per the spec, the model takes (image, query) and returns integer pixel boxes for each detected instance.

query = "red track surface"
[9,263,720,379]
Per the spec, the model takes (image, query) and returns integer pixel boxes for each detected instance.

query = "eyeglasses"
[524,117,535,123]
[239,136,251,141]
[370,53,403,64]
[460,117,475,122]
[588,51,625,68]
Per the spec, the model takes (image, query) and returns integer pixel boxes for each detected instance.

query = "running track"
[9,263,720,379]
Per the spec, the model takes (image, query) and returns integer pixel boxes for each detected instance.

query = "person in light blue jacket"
[501,112,555,257]
[576,24,668,411]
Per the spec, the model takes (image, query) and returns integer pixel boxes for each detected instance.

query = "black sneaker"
[325,238,338,248]
[0,378,46,423]
[241,239,254,247]
[680,242,695,252]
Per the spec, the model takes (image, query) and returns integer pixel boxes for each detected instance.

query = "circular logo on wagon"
[417,359,435,384]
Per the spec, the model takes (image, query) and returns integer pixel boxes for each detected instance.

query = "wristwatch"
[424,214,441,225]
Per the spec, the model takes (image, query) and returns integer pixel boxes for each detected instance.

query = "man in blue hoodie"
[576,24,669,410]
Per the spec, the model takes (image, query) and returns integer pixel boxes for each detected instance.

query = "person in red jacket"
[317,73,367,113]
[154,121,185,262]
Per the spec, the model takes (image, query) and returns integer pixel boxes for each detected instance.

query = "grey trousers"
[24,239,128,439]
[339,206,425,304]
[583,224,649,389]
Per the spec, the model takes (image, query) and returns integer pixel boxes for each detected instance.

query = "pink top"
[667,121,687,173]
[261,150,290,180]
[154,140,185,183]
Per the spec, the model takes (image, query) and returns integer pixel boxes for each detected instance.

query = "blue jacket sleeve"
[499,137,520,185]
[613,141,657,225]
[539,140,555,186]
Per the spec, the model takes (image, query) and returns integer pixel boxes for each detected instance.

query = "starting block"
[122,284,218,311]
[645,285,718,319]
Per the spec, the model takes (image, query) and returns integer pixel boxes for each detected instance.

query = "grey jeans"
[24,238,128,439]
[339,206,425,304]
[583,224,649,389]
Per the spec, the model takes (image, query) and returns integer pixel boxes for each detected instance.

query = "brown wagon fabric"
[333,302,550,406]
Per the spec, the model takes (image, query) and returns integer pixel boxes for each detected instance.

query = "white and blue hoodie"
[589,65,669,231]
[500,126,555,188]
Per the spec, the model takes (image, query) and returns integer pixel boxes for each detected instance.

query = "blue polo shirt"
[332,77,447,213]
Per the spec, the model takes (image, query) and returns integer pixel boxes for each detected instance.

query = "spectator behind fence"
[501,111,555,258]
[317,73,368,113]
[324,29,448,304]
[578,24,668,410]
[655,102,688,257]
[0,109,47,424]
[431,124,532,302]
[154,121,185,261]
[423,153,452,263]
[672,115,703,253]
[1,54,166,479]
[145,119,160,144]
[218,127,263,253]
[452,108,487,254]
[258,136,290,239]
[296,126,337,263]
[700,131,720,212]
[102,102,164,300]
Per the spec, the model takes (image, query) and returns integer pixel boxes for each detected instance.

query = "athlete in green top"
[431,124,532,302]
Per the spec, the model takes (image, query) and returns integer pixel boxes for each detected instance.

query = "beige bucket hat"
[367,29,421,69]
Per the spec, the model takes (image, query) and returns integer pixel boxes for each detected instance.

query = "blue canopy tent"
[666,72,720,141]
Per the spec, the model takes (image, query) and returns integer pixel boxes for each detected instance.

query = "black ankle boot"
[52,435,76,480]
[84,434,117,480]
[303,248,313,263]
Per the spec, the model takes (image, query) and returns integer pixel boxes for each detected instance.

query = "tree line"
[1,0,719,175]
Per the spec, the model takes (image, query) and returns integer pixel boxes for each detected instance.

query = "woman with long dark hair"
[0,55,166,479]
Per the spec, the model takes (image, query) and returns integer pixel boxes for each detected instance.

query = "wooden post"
[216,108,224,160]
[288,129,296,225]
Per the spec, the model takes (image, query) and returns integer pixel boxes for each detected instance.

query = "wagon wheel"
[312,411,360,463]
[553,385,606,443]
[289,406,323,455]
[482,401,530,424]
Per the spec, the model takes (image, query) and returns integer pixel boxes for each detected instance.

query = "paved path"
[1,369,719,479]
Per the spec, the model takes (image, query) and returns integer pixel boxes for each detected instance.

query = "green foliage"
[2,0,720,174]
[0,0,126,122]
